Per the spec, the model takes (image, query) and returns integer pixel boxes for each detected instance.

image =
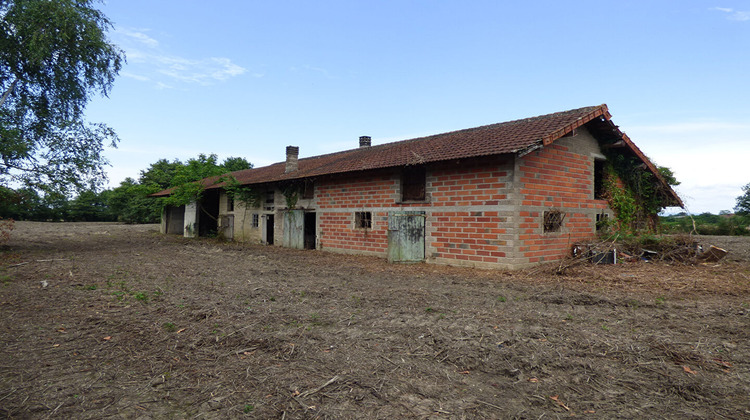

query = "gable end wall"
[513,127,611,266]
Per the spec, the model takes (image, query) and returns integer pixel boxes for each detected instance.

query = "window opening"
[401,166,426,201]
[302,180,314,199]
[355,211,372,229]
[594,159,606,199]
[543,210,565,233]
[596,213,609,231]
[264,191,274,211]
[252,214,259,228]
[227,196,234,212]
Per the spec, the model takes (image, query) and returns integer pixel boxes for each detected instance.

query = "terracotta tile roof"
[151,104,681,206]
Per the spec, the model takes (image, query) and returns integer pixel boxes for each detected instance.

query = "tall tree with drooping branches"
[0,0,124,195]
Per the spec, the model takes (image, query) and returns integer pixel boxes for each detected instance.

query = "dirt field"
[1,222,749,419]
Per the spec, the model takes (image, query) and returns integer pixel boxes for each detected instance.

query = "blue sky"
[87,1,750,214]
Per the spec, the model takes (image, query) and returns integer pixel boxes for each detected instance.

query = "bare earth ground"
[1,222,749,419]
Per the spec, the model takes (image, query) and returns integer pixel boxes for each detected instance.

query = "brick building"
[153,104,681,269]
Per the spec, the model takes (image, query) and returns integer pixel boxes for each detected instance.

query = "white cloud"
[112,26,248,87]
[712,7,750,21]
[117,28,160,48]
[121,72,150,82]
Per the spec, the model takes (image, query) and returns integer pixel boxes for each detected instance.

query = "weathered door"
[282,210,304,249]
[220,215,234,240]
[387,211,425,262]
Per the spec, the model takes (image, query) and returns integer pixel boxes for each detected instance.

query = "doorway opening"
[266,214,274,245]
[304,212,316,250]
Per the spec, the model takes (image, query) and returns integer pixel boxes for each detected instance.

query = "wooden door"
[387,211,425,262]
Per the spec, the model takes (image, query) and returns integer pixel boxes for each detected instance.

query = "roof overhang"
[539,104,683,208]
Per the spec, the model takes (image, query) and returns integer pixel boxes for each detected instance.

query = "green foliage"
[139,159,183,190]
[0,0,124,195]
[283,185,299,209]
[107,178,161,223]
[660,212,750,236]
[221,156,252,173]
[163,154,251,207]
[221,176,261,207]
[603,165,637,234]
[735,183,750,215]
[0,154,253,223]
[67,189,112,221]
[657,166,680,186]
[601,154,680,234]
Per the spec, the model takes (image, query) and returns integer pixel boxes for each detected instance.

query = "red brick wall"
[427,158,513,264]
[517,141,609,264]
[311,144,611,267]
[430,210,509,264]
[316,171,394,254]
[314,159,517,265]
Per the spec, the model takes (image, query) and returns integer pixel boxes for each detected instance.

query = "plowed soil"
[1,222,749,419]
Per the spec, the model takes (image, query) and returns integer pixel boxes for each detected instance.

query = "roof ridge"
[235,104,606,172]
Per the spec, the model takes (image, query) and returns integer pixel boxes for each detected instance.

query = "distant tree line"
[0,154,251,224]
[660,212,750,236]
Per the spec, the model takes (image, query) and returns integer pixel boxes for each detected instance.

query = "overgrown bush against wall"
[601,152,678,235]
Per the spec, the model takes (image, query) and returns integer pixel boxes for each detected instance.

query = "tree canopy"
[736,183,750,215]
[0,0,124,195]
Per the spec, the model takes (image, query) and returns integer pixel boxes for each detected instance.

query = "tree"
[107,178,161,223]
[657,166,680,186]
[67,189,113,221]
[221,156,253,173]
[735,183,750,215]
[138,159,183,190]
[164,154,252,206]
[0,0,124,195]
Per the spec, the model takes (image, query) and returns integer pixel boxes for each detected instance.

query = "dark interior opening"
[266,214,274,245]
[198,189,220,237]
[304,212,316,250]
[402,166,426,201]
[594,159,606,200]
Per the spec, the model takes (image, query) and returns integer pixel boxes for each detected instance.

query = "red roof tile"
[151,104,681,206]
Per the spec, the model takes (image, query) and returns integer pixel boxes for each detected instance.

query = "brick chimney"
[285,146,299,173]
[359,136,371,148]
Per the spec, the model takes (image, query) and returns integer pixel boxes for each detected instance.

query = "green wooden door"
[387,211,426,262]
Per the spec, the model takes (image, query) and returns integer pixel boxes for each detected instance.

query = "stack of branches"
[619,234,702,264]
[554,234,716,275]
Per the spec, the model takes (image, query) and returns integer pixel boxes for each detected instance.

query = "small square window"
[543,210,565,233]
[355,211,372,229]
[252,214,259,228]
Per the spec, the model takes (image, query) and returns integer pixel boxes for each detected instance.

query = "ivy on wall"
[601,152,676,235]
[221,176,262,208]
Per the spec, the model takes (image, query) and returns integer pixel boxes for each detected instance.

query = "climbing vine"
[283,185,299,209]
[221,176,262,208]
[601,151,678,235]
